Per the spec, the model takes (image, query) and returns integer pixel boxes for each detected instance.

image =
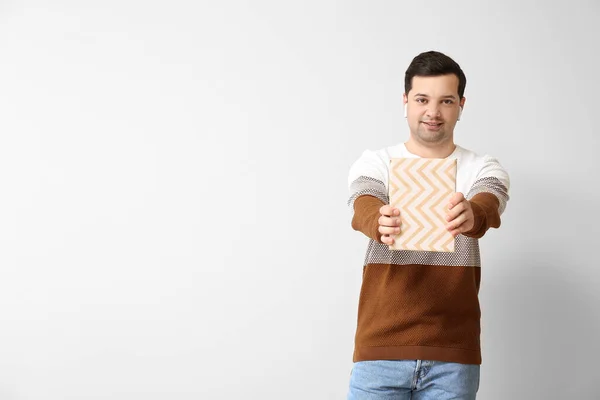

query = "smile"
[422,122,443,127]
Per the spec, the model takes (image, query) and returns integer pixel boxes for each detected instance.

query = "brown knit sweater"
[347,144,510,365]
[351,193,499,364]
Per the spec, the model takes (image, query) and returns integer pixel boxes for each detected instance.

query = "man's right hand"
[378,205,401,245]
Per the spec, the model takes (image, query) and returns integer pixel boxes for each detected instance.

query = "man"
[346,51,510,399]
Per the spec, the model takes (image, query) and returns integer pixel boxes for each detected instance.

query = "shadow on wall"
[481,173,600,399]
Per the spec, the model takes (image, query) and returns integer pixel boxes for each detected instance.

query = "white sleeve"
[347,149,390,209]
[466,155,510,215]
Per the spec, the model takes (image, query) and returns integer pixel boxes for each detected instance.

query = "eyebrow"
[413,93,457,100]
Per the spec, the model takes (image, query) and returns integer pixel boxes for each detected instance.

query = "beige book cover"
[388,157,457,252]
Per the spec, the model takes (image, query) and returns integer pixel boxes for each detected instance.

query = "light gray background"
[0,1,599,399]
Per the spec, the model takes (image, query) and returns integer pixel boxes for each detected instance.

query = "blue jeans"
[347,360,480,400]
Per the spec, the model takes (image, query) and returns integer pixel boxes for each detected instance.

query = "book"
[388,157,457,252]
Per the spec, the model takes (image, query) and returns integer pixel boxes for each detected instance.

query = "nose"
[426,105,441,118]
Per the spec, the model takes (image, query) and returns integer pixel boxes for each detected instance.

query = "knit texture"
[348,143,510,365]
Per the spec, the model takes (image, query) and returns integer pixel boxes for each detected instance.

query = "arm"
[446,155,510,238]
[351,195,385,242]
[347,150,391,243]
[463,192,502,238]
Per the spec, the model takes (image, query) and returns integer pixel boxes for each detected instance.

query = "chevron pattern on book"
[388,157,457,252]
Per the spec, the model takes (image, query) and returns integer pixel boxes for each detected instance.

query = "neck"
[405,136,456,158]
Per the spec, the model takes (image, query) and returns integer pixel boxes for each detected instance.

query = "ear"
[458,97,466,120]
[403,93,408,105]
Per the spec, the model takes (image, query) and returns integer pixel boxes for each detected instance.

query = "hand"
[378,205,401,245]
[446,192,474,237]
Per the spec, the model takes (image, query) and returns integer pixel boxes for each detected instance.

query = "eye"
[443,99,454,105]
[416,98,427,104]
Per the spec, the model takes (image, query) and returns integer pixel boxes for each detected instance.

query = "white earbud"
[404,104,407,118]
[458,107,463,121]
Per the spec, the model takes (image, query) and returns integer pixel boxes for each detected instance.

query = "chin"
[416,131,448,144]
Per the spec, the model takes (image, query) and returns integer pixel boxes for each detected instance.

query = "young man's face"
[403,74,465,146]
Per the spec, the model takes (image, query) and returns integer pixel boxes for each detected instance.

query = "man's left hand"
[446,192,474,237]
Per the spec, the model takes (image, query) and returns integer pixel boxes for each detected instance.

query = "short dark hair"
[404,51,467,98]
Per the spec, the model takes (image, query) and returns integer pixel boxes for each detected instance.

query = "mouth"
[421,121,443,129]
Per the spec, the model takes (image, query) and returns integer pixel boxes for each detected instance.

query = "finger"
[448,192,465,209]
[380,205,400,217]
[446,202,466,221]
[449,229,461,237]
[381,234,395,245]
[447,213,466,231]
[379,225,401,235]
[378,215,402,227]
